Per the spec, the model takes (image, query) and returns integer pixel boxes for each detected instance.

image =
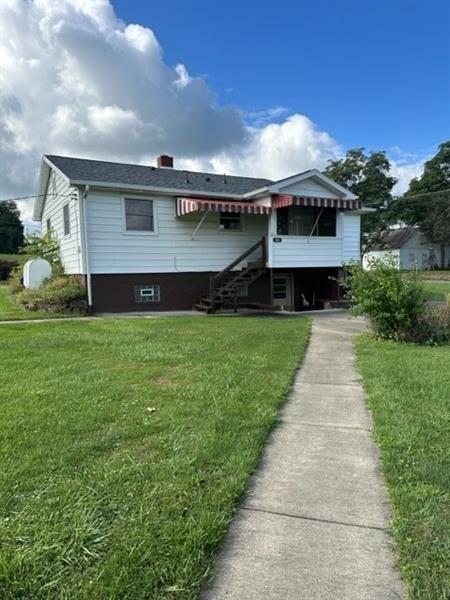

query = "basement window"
[277,206,336,236]
[219,211,241,231]
[134,284,160,303]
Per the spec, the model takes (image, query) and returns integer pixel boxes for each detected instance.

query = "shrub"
[399,303,450,345]
[346,255,426,340]
[20,231,63,275]
[0,259,18,281]
[8,264,24,295]
[15,276,86,314]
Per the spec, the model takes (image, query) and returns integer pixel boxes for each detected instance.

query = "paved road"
[202,312,405,600]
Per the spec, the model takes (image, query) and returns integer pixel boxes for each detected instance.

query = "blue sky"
[111,0,449,157]
[1,0,449,221]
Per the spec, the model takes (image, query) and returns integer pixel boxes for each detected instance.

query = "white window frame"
[121,195,158,236]
[134,284,160,304]
[275,206,339,238]
[218,211,244,233]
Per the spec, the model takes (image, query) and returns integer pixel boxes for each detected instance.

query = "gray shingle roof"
[371,227,417,250]
[45,155,273,197]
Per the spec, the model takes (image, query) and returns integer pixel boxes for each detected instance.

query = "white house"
[363,227,450,270]
[33,154,364,312]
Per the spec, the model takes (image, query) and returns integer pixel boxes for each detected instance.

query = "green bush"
[346,255,426,340]
[405,302,450,345]
[0,259,18,281]
[8,264,24,295]
[20,231,63,275]
[15,276,86,314]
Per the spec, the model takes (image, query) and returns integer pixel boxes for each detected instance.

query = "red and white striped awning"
[272,194,361,210]
[177,197,271,216]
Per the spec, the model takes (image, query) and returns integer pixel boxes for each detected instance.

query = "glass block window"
[134,284,160,303]
[125,198,154,231]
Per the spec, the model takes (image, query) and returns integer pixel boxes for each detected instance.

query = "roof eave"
[68,179,252,200]
[33,156,74,221]
[246,169,358,201]
[32,160,51,221]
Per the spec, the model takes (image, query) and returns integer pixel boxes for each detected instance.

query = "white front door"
[272,273,293,308]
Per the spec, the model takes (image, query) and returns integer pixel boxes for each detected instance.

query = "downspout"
[80,185,92,311]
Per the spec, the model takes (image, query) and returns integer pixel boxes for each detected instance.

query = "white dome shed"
[23,258,52,289]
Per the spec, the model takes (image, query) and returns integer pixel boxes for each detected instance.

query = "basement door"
[272,273,294,309]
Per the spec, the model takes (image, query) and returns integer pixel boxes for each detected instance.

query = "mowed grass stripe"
[357,336,450,600]
[0,316,310,599]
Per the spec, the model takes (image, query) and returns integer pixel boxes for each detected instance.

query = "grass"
[0,316,310,599]
[357,337,450,599]
[0,284,65,321]
[420,270,450,281]
[422,280,450,301]
[0,253,26,264]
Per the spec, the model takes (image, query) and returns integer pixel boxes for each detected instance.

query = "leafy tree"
[0,201,24,253]
[398,141,450,267]
[20,231,63,274]
[324,148,397,253]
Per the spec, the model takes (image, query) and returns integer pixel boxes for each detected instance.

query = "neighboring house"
[363,227,450,270]
[33,154,364,313]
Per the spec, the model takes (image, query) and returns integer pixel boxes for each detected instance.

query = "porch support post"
[209,274,215,314]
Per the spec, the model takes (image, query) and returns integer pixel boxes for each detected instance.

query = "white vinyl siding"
[268,209,358,268]
[86,191,268,274]
[278,178,344,199]
[270,236,344,268]
[342,213,361,263]
[41,170,82,274]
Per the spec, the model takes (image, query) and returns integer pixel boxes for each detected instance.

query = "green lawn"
[422,280,450,301]
[0,285,65,321]
[421,270,450,281]
[357,337,450,599]
[0,316,310,599]
[0,253,26,264]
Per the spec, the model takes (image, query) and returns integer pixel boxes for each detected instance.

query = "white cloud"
[391,159,425,195]
[0,0,426,224]
[184,114,342,180]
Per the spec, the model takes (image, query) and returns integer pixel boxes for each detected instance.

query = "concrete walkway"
[202,312,405,600]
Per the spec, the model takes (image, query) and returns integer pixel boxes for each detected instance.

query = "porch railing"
[209,236,266,311]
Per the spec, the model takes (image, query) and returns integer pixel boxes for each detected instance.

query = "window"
[273,276,288,299]
[125,198,154,231]
[46,218,51,232]
[63,204,70,235]
[219,211,241,231]
[421,253,428,268]
[276,206,336,237]
[134,284,160,303]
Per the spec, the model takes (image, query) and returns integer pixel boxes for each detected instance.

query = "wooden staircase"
[193,237,267,314]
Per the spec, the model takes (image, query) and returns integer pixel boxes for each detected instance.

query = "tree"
[324,148,397,253]
[0,201,24,253]
[398,141,450,267]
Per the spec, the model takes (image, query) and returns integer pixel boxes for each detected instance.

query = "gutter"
[69,179,247,200]
[79,185,92,311]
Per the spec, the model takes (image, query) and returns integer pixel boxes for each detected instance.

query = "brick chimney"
[157,154,174,168]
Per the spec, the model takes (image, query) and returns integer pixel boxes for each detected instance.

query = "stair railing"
[209,236,266,313]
